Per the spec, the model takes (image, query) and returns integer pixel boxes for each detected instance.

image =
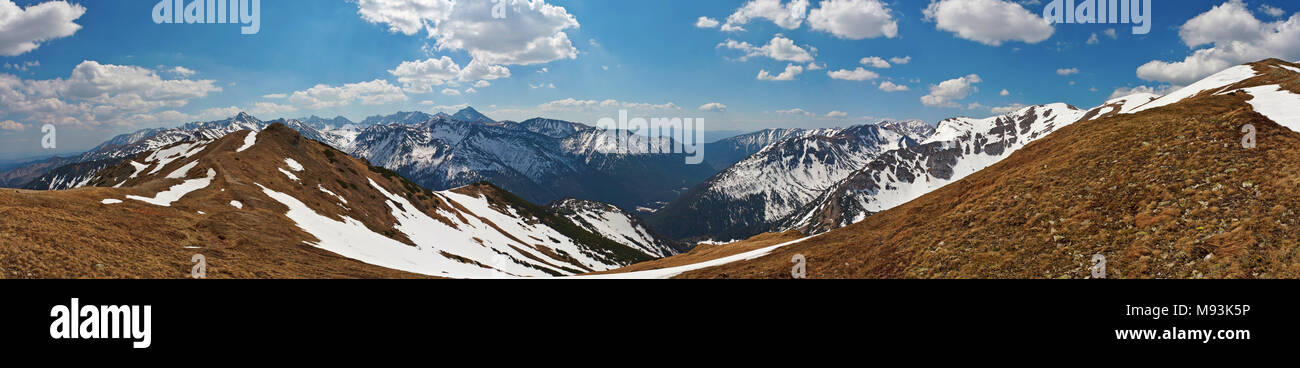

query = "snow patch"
[284,158,304,172]
[1132,65,1259,113]
[126,168,215,207]
[230,200,243,209]
[575,235,817,279]
[1241,85,1300,132]
[165,161,198,179]
[278,167,300,182]
[101,199,122,204]
[236,131,257,152]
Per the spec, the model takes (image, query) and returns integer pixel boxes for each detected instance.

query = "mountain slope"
[550,198,679,257]
[2,123,657,278]
[785,103,1086,234]
[648,122,928,242]
[676,59,1300,279]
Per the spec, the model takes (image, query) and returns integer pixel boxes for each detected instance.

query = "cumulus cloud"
[825,110,848,118]
[0,0,86,56]
[538,98,679,112]
[1000,89,1010,96]
[757,64,805,81]
[808,0,898,40]
[923,0,1054,46]
[722,0,810,31]
[699,102,728,112]
[775,108,815,116]
[696,16,720,28]
[889,56,911,65]
[718,34,816,63]
[827,67,879,81]
[1056,68,1079,76]
[990,103,1027,114]
[1108,85,1177,99]
[1137,0,1300,85]
[860,56,891,68]
[356,0,578,66]
[878,81,910,92]
[921,74,982,107]
[287,79,407,109]
[388,56,510,93]
[441,88,461,96]
[0,119,24,131]
[0,60,220,128]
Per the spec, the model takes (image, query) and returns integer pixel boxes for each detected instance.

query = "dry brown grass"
[679,60,1300,279]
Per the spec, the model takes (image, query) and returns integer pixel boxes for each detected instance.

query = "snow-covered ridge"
[552,198,677,258]
[786,103,1087,234]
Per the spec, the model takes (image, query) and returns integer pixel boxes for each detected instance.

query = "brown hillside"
[680,60,1300,279]
[0,124,444,278]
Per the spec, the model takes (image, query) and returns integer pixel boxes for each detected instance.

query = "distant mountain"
[450,106,494,124]
[648,121,931,242]
[1,122,658,278]
[360,111,434,126]
[296,115,355,130]
[678,58,1300,279]
[700,128,806,171]
[784,104,1086,234]
[550,198,680,257]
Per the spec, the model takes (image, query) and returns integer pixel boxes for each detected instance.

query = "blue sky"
[2,0,1299,157]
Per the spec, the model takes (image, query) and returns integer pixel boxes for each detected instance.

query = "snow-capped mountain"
[360,111,435,126]
[57,123,658,278]
[296,115,356,130]
[550,198,679,257]
[700,128,806,171]
[648,121,931,241]
[784,104,1087,234]
[450,106,495,124]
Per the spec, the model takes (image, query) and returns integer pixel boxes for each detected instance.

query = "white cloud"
[696,16,720,28]
[1108,85,1176,99]
[699,102,728,112]
[1104,28,1118,38]
[538,98,679,112]
[1137,0,1300,84]
[388,56,510,93]
[287,79,407,109]
[0,60,221,128]
[722,0,810,31]
[923,0,1054,46]
[1000,89,1010,96]
[1056,68,1079,76]
[718,34,816,63]
[889,56,911,65]
[827,67,879,81]
[263,93,287,99]
[775,108,815,116]
[441,88,461,96]
[1260,5,1285,18]
[1086,33,1099,44]
[808,0,898,40]
[990,103,1027,114]
[473,80,491,88]
[825,110,848,118]
[860,56,891,68]
[757,64,805,81]
[248,102,298,117]
[0,0,86,56]
[0,119,24,131]
[464,87,476,94]
[356,0,578,66]
[806,62,825,70]
[878,81,910,92]
[167,66,197,77]
[921,74,982,107]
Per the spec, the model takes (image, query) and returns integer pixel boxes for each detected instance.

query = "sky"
[1,0,1299,158]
